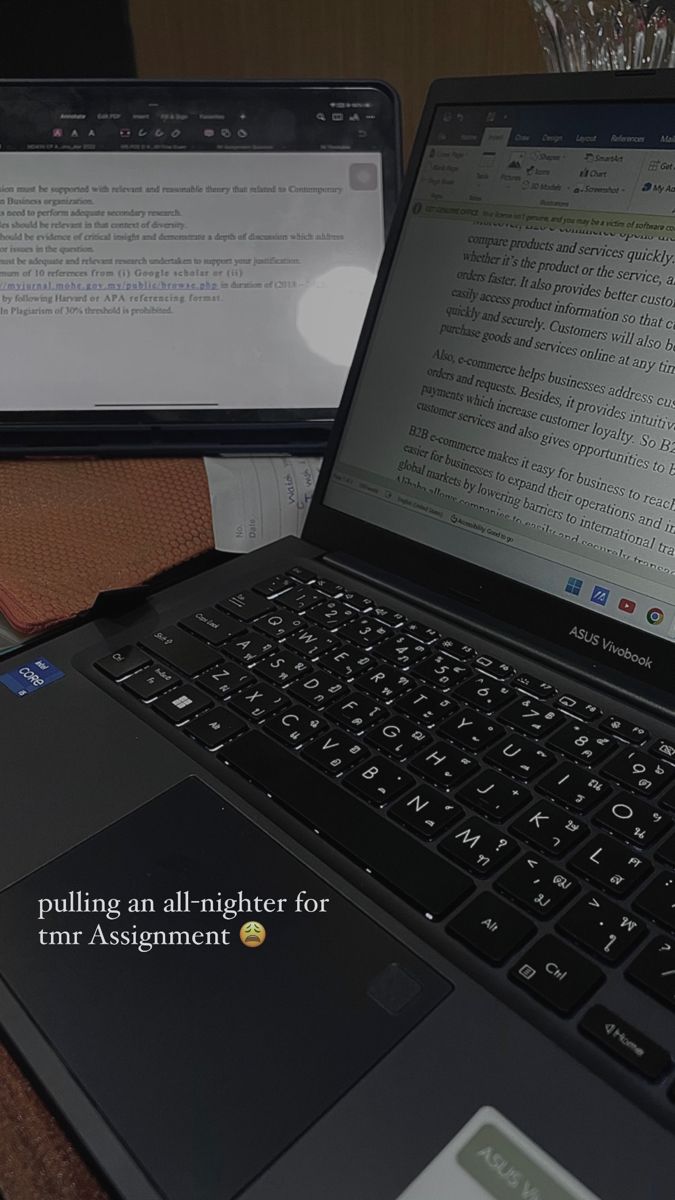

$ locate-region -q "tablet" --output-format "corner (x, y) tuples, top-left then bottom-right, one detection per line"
(0, 79), (401, 455)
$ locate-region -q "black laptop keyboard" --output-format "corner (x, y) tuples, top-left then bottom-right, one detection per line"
(94, 565), (675, 1091)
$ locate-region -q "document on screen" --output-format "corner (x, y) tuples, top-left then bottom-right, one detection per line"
(0, 152), (383, 411)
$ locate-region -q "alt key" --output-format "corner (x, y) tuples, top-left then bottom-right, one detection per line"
(510, 934), (605, 1015)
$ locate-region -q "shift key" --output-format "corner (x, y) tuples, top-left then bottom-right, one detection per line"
(140, 627), (221, 676)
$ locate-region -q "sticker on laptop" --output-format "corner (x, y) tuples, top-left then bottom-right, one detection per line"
(0, 658), (64, 697)
(395, 1106), (601, 1200)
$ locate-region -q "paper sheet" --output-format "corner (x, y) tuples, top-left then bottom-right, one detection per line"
(0, 611), (30, 656)
(204, 456), (323, 553)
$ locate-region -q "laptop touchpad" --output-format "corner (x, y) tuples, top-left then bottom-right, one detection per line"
(0, 778), (450, 1200)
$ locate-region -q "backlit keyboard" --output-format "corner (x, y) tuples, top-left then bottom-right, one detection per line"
(93, 563), (675, 1092)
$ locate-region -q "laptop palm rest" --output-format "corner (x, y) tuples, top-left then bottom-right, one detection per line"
(0, 777), (450, 1200)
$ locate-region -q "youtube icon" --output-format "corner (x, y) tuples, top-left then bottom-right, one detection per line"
(619, 598), (636, 614)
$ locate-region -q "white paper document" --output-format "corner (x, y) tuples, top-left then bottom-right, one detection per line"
(204, 456), (323, 553)
(0, 611), (30, 655)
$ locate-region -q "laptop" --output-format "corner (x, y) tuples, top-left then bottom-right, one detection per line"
(1, 70), (675, 1200)
(0, 78), (400, 456)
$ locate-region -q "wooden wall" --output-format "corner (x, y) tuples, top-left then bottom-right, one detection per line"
(129, 0), (544, 154)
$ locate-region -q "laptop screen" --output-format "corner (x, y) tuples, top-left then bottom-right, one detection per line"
(324, 99), (675, 649)
(0, 82), (395, 416)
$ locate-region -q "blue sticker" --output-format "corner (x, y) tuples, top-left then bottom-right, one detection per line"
(0, 658), (64, 697)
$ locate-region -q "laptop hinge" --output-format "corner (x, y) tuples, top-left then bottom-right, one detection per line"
(323, 550), (675, 723)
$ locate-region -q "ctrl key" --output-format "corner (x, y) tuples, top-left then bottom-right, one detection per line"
(510, 935), (605, 1015)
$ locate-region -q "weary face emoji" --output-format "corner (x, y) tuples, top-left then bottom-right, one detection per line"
(240, 921), (266, 948)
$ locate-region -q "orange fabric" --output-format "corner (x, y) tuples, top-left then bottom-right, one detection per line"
(0, 458), (215, 634)
(0, 1043), (109, 1200)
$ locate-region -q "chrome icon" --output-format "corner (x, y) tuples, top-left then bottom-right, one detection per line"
(647, 607), (664, 626)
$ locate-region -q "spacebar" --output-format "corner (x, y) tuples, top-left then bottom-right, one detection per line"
(221, 730), (473, 918)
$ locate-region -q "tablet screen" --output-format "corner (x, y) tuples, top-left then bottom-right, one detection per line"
(0, 82), (397, 423)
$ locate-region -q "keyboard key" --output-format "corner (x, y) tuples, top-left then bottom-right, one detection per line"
(558, 893), (646, 964)
(486, 736), (555, 782)
(454, 677), (514, 713)
(594, 792), (670, 848)
(152, 685), (211, 724)
(634, 872), (675, 932)
(604, 746), (675, 798)
(557, 696), (602, 722)
(511, 801), (586, 857)
(447, 893), (535, 965)
(499, 697), (563, 738)
(123, 663), (178, 700)
(412, 655), (472, 691)
(395, 687), (456, 727)
(370, 604), (405, 627)
(457, 770), (529, 821)
(253, 611), (305, 640)
(378, 634), (430, 669)
(438, 817), (518, 876)
(186, 707), (245, 749)
(95, 645), (150, 681)
(253, 575), (293, 598)
(286, 565), (317, 584)
(303, 730), (368, 775)
(200, 661), (253, 698)
(627, 936), (675, 1011)
(656, 830), (675, 869)
(569, 835), (651, 897)
(319, 645), (372, 679)
(229, 682), (288, 721)
(537, 762), (611, 814)
(313, 577), (344, 598)
(221, 729), (475, 917)
(652, 738), (675, 764)
(219, 590), (271, 620)
(288, 670), (347, 709)
(326, 693), (387, 732)
(342, 618), (390, 648)
(410, 742), (476, 790)
(514, 674), (556, 701)
(227, 631), (276, 665)
(473, 655), (513, 681)
(140, 627), (220, 677)
(276, 585), (321, 613)
(440, 709), (503, 753)
(264, 705), (326, 748)
(310, 600), (354, 629)
(579, 1005), (670, 1082)
(403, 621), (438, 644)
(358, 664), (412, 702)
(511, 935), (604, 1014)
(285, 625), (337, 658)
(256, 650), (309, 686)
(347, 757), (414, 805)
(497, 855), (579, 917)
(547, 723), (614, 768)
(389, 786), (462, 839)
(367, 717), (430, 760)
(599, 716), (649, 745)
(179, 608), (244, 645)
(341, 591), (374, 614)
(437, 638), (475, 661)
